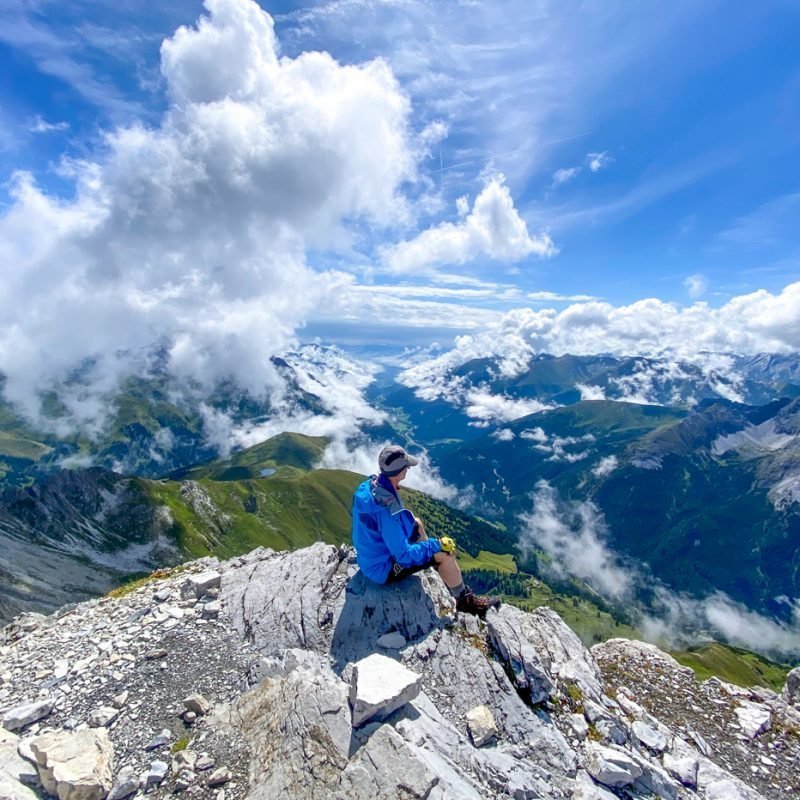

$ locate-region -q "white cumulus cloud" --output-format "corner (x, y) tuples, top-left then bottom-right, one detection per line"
(0, 0), (417, 430)
(383, 176), (556, 275)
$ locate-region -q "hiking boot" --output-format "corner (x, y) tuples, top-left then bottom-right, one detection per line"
(456, 588), (501, 618)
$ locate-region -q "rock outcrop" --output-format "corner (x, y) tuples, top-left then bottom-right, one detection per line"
(0, 543), (797, 799)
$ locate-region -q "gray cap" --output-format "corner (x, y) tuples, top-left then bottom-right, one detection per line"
(378, 445), (419, 476)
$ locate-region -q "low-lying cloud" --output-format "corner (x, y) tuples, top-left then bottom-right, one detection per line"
(399, 284), (800, 392)
(519, 481), (800, 660)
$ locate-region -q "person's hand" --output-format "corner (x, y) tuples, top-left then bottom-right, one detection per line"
(440, 536), (456, 554)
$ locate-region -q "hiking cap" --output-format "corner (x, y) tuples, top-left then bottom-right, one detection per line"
(379, 445), (419, 476)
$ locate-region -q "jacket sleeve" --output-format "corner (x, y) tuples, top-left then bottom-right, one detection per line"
(379, 508), (442, 567)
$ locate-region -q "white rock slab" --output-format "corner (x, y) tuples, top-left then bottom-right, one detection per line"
(663, 753), (698, 788)
(734, 701), (771, 739)
(88, 706), (119, 728)
(632, 720), (667, 752)
(571, 770), (623, 800)
(183, 694), (211, 715)
(584, 743), (643, 789)
(2, 699), (53, 732)
(0, 728), (38, 787)
(567, 713), (589, 740)
(30, 729), (114, 800)
(188, 571), (222, 598)
(349, 653), (421, 727)
(465, 705), (497, 747)
(0, 771), (39, 800)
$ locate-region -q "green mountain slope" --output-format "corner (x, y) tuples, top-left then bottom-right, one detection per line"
(671, 642), (790, 691)
(593, 399), (800, 615)
(169, 432), (329, 481)
(145, 467), (358, 558)
(438, 400), (686, 512)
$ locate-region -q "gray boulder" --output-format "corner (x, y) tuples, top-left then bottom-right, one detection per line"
(485, 605), (554, 703)
(29, 729), (114, 800)
(2, 699), (53, 731)
(584, 743), (643, 788)
(782, 666), (800, 705)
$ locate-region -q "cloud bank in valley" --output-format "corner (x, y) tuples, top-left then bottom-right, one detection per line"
(519, 481), (800, 660)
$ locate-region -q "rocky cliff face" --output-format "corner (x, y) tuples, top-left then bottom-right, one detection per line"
(1, 544), (798, 800)
(0, 469), (179, 623)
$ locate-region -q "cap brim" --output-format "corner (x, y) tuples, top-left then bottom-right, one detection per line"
(405, 454), (419, 467)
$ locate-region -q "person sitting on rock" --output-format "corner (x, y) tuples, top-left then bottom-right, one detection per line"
(351, 444), (501, 617)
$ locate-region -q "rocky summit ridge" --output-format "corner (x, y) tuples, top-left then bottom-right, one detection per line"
(0, 543), (799, 800)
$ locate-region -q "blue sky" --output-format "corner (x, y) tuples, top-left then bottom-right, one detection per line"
(1, 0), (799, 404)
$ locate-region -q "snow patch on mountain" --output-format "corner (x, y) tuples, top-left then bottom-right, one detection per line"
(712, 420), (797, 457)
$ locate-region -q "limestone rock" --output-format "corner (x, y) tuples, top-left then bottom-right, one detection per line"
(663, 753), (698, 788)
(465, 704), (497, 747)
(485, 605), (554, 703)
(106, 766), (138, 800)
(0, 728), (39, 787)
(522, 607), (605, 703)
(782, 666), (800, 705)
(145, 760), (168, 787)
(734, 701), (771, 739)
(202, 600), (221, 619)
(88, 706), (119, 728)
(145, 729), (172, 750)
(29, 729), (114, 800)
(0, 771), (39, 800)
(571, 770), (623, 799)
(632, 720), (667, 752)
(207, 767), (231, 786)
(187, 570), (222, 598)
(584, 743), (643, 788)
(349, 653), (422, 727)
(2, 699), (53, 731)
(196, 755), (215, 772)
(183, 693), (211, 715)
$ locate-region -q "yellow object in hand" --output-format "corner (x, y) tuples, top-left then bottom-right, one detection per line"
(440, 536), (456, 554)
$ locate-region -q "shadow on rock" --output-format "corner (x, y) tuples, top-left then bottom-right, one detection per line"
(330, 569), (450, 674)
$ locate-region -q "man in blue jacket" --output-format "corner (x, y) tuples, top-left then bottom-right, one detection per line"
(352, 444), (501, 617)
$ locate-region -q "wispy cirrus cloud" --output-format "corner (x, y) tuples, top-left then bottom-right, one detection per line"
(29, 116), (69, 134)
(716, 192), (800, 249)
(550, 150), (612, 189)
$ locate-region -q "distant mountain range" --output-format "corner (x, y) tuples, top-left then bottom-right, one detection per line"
(1, 348), (799, 661)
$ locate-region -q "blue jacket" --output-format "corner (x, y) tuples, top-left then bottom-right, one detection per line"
(351, 475), (442, 584)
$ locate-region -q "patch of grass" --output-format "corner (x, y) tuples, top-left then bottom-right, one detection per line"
(458, 550), (517, 573)
(671, 642), (791, 691)
(0, 431), (52, 461)
(106, 566), (184, 598)
(171, 736), (191, 753)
